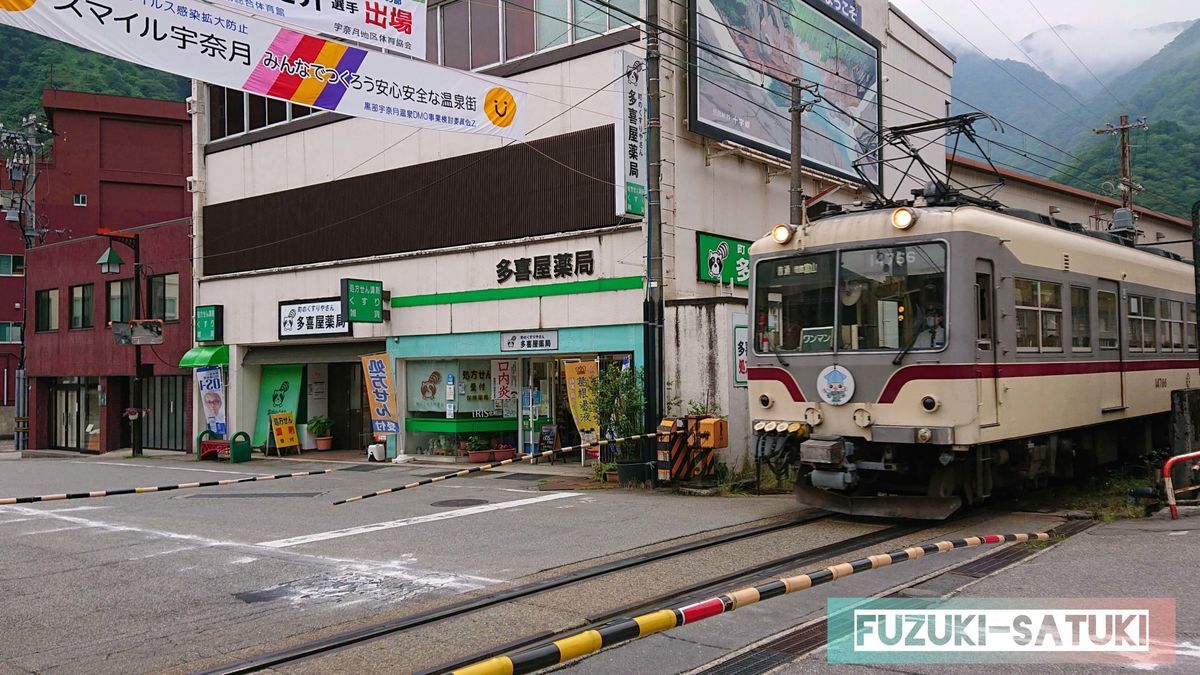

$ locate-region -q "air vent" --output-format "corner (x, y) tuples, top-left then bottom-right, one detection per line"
(1063, 253), (1070, 270)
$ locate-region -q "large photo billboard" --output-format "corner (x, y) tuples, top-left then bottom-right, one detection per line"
(689, 0), (881, 185)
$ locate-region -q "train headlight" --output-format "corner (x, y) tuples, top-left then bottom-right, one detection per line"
(891, 207), (919, 230)
(771, 223), (796, 244)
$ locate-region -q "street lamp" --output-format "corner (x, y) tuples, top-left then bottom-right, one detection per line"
(97, 230), (143, 457)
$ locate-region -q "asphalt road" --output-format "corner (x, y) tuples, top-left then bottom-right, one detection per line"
(0, 453), (795, 674)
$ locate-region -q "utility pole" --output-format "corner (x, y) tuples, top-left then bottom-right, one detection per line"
(643, 0), (663, 473)
(1, 113), (47, 451)
(790, 80), (819, 231)
(1094, 115), (1148, 209)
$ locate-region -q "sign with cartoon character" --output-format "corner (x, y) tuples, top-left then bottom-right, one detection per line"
(697, 232), (751, 286)
(816, 365), (855, 406)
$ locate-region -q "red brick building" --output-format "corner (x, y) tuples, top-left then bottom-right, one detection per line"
(16, 90), (192, 452)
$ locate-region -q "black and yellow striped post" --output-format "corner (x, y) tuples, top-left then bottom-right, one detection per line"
(332, 432), (666, 506)
(0, 469), (336, 506)
(451, 532), (1051, 675)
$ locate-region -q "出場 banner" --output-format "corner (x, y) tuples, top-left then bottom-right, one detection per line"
(0, 0), (523, 139)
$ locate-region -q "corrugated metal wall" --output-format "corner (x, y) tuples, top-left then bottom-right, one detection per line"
(203, 125), (621, 275)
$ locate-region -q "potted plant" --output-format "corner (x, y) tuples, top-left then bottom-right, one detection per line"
(492, 441), (516, 462)
(307, 415), (334, 450)
(580, 364), (650, 487)
(467, 435), (491, 463)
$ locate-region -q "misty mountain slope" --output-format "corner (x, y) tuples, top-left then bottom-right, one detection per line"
(0, 26), (189, 127)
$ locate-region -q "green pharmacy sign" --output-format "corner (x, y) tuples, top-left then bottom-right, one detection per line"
(697, 232), (751, 286)
(341, 278), (385, 324)
(195, 305), (223, 343)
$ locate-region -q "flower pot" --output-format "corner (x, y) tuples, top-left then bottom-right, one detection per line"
(616, 461), (651, 486)
(468, 450), (492, 463)
(315, 436), (334, 451)
(491, 449), (516, 462)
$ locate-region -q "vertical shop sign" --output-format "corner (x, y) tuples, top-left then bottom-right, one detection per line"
(733, 325), (749, 387)
(341, 278), (386, 323)
(360, 353), (400, 434)
(254, 364), (303, 446)
(615, 50), (646, 217)
(196, 366), (227, 436)
(195, 305), (224, 343)
(491, 360), (518, 401)
(697, 233), (752, 286)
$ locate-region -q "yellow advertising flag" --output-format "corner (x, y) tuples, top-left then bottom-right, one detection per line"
(562, 360), (599, 436)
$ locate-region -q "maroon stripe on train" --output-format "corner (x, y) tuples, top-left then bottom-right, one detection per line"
(878, 358), (1199, 404)
(747, 366), (806, 402)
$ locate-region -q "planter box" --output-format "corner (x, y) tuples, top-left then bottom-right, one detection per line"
(491, 449), (516, 462)
(616, 461), (652, 487)
(468, 450), (492, 463)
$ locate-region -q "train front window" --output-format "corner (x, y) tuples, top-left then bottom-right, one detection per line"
(838, 244), (947, 351)
(753, 243), (947, 355)
(754, 253), (836, 353)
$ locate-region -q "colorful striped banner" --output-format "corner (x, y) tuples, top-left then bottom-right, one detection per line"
(451, 532), (1052, 675)
(332, 433), (663, 506)
(0, 469), (336, 506)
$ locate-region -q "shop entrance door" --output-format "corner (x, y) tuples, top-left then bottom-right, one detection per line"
(329, 363), (369, 450)
(50, 377), (100, 451)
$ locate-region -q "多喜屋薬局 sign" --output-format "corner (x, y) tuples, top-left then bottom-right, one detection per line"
(497, 250), (593, 283)
(279, 298), (351, 339)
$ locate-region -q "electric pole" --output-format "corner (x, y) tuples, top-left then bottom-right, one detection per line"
(1094, 115), (1148, 209)
(643, 0), (663, 473)
(790, 80), (819, 231)
(1, 113), (48, 451)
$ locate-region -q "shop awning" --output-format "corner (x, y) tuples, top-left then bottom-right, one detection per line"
(179, 345), (229, 368)
(242, 341), (386, 365)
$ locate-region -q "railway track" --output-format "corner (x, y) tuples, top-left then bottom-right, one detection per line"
(197, 511), (918, 675)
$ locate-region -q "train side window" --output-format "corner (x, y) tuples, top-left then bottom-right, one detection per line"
(1129, 296), (1157, 353)
(1071, 286), (1091, 352)
(1189, 304), (1197, 352)
(976, 273), (992, 342)
(1160, 299), (1184, 352)
(1098, 290), (1119, 350)
(1015, 278), (1062, 352)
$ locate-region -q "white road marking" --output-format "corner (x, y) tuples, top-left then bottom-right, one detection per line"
(37, 505), (110, 513)
(0, 518), (33, 525)
(257, 492), (584, 549)
(71, 461), (257, 476)
(4, 505), (499, 590)
(1168, 530), (1188, 536)
(19, 525), (93, 536)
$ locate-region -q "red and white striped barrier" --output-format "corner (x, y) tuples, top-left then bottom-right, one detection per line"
(1163, 450), (1200, 519)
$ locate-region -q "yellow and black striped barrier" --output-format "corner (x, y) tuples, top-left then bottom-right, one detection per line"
(0, 469), (336, 506)
(452, 531), (1051, 675)
(332, 432), (662, 506)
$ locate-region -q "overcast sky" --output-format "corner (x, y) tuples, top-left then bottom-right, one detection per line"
(890, 0), (1200, 62)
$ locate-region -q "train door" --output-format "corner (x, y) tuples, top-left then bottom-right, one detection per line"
(1097, 280), (1125, 410)
(974, 260), (999, 426)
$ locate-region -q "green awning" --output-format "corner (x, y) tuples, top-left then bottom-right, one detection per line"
(179, 345), (229, 368)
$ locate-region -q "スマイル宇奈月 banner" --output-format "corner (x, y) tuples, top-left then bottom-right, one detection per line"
(0, 0), (523, 138)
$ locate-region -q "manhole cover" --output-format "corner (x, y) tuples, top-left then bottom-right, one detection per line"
(430, 499), (489, 508)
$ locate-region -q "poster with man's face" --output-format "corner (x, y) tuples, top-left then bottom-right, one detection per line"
(196, 367), (227, 437)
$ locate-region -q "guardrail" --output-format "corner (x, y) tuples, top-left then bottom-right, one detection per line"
(1163, 450), (1200, 520)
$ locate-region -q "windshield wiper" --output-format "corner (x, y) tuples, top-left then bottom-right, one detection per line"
(772, 348), (789, 367)
(892, 328), (929, 366)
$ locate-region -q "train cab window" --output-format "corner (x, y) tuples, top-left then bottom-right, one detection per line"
(1098, 291), (1119, 350)
(1129, 296), (1157, 352)
(1159, 299), (1184, 352)
(754, 253), (836, 353)
(1015, 279), (1063, 352)
(1189, 304), (1197, 352)
(836, 243), (947, 351)
(1071, 286), (1091, 351)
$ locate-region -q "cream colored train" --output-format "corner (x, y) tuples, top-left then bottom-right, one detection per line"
(747, 203), (1196, 518)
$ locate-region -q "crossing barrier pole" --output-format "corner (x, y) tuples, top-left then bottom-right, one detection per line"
(0, 469), (336, 505)
(452, 532), (1051, 675)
